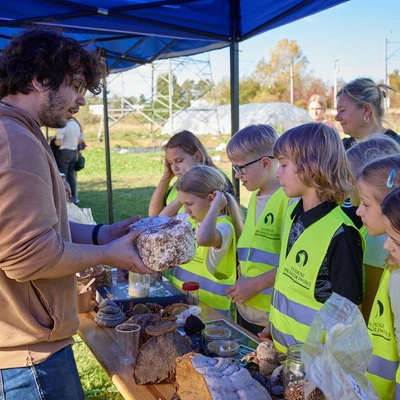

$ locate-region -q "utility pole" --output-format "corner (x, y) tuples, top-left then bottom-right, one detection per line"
(290, 61), (294, 105)
(384, 37), (390, 109)
(333, 60), (340, 108)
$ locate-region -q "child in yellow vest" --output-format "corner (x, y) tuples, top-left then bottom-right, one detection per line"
(148, 130), (233, 217)
(355, 155), (400, 400)
(262, 122), (364, 352)
(224, 124), (290, 335)
(162, 165), (243, 317)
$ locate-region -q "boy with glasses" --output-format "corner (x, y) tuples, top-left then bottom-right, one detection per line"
(225, 124), (290, 335)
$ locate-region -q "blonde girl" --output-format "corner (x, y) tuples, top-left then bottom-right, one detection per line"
(307, 94), (335, 128)
(260, 122), (363, 352)
(356, 155), (400, 399)
(148, 130), (233, 217)
(166, 165), (243, 317)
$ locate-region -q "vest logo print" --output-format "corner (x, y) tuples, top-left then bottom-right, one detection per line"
(282, 249), (311, 289)
(375, 300), (384, 318)
(255, 213), (280, 240)
(264, 212), (274, 225)
(369, 299), (391, 341)
(295, 250), (308, 268)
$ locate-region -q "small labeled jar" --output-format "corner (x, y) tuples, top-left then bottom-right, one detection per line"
(182, 281), (199, 305)
(283, 344), (325, 400)
(128, 272), (150, 298)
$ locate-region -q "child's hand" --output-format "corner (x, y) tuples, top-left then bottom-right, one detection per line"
(258, 325), (273, 343)
(161, 158), (174, 181)
(211, 190), (227, 211)
(225, 276), (258, 304)
(237, 263), (242, 279)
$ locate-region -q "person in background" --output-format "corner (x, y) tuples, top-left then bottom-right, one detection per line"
(307, 94), (335, 128)
(259, 123), (363, 352)
(224, 124), (290, 335)
(55, 116), (84, 203)
(163, 165), (242, 317)
(0, 29), (152, 400)
(345, 136), (400, 320)
(148, 130), (234, 218)
(355, 155), (400, 399)
(336, 77), (399, 150)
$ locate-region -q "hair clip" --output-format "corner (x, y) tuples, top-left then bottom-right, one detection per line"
(387, 169), (396, 188)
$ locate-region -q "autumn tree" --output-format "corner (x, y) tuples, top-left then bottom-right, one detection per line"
(389, 70), (400, 108)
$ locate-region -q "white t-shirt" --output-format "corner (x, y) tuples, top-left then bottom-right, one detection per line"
(364, 234), (389, 268)
(56, 119), (84, 150)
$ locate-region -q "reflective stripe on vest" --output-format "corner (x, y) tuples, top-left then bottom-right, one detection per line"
(368, 354), (398, 381)
(170, 267), (230, 297)
(237, 188), (289, 312)
(272, 289), (317, 327)
(270, 203), (360, 353)
(238, 247), (280, 267)
(366, 267), (400, 399)
(168, 216), (236, 312)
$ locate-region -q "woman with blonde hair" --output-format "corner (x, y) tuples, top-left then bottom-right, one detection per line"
(308, 94), (335, 128)
(336, 77), (399, 150)
(163, 165), (242, 317)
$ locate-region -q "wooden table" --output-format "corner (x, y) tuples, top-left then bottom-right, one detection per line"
(77, 304), (260, 400)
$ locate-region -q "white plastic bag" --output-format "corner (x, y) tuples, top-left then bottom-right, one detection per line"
(67, 202), (95, 225)
(302, 293), (379, 400)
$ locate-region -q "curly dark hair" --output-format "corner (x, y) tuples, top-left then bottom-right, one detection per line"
(0, 29), (107, 98)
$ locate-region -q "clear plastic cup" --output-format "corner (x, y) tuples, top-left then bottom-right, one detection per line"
(115, 323), (141, 365)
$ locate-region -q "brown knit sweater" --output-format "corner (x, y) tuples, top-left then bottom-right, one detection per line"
(0, 104), (78, 368)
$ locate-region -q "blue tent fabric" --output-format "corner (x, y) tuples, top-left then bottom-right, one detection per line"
(0, 0), (348, 72)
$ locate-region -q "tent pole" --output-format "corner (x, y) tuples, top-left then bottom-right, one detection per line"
(230, 41), (240, 200)
(103, 78), (114, 224)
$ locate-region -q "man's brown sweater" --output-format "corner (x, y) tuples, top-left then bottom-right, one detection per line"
(0, 104), (78, 368)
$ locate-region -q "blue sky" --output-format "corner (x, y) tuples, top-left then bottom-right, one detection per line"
(108, 0), (400, 99)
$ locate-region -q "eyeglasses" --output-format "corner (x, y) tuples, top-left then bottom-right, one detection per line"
(72, 77), (87, 96)
(232, 156), (274, 175)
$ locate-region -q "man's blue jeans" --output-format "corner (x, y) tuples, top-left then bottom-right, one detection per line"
(0, 345), (84, 400)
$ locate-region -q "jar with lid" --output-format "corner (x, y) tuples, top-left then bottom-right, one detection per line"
(128, 272), (150, 298)
(182, 281), (199, 305)
(283, 344), (325, 400)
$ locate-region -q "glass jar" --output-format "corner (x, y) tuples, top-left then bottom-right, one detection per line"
(283, 344), (325, 400)
(182, 281), (199, 305)
(128, 272), (150, 298)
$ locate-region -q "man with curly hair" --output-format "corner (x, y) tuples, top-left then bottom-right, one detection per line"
(0, 29), (152, 399)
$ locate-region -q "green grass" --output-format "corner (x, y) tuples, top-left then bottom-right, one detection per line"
(73, 336), (123, 400)
(77, 148), (251, 224)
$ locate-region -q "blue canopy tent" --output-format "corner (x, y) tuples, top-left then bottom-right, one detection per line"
(0, 0), (348, 222)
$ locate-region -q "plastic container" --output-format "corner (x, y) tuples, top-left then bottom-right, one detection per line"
(283, 344), (325, 400)
(76, 285), (91, 313)
(202, 326), (231, 342)
(182, 281), (199, 305)
(128, 272), (150, 298)
(207, 340), (239, 357)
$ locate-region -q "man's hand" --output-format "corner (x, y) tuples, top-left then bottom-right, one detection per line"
(258, 324), (273, 343)
(98, 215), (141, 245)
(104, 228), (154, 274)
